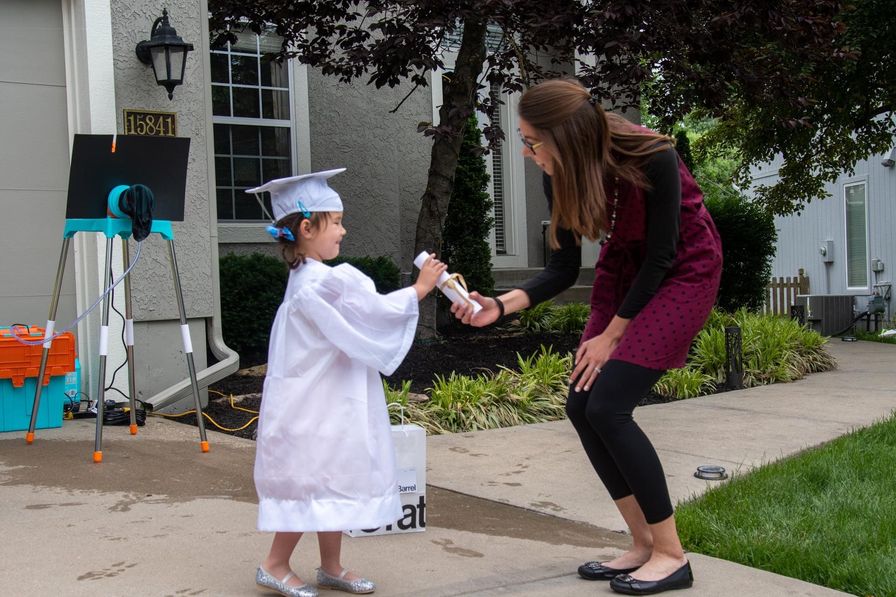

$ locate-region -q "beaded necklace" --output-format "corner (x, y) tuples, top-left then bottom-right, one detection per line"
(599, 176), (619, 245)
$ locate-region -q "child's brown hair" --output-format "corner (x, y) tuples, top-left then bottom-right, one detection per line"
(273, 212), (330, 269)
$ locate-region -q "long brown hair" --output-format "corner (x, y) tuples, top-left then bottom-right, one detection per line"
(518, 78), (673, 248)
(274, 212), (329, 269)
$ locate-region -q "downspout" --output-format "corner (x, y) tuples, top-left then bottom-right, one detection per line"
(145, 0), (239, 411)
(146, 241), (239, 412)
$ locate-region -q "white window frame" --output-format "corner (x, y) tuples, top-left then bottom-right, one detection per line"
(430, 64), (528, 268)
(574, 51), (604, 267)
(843, 180), (870, 291)
(213, 31), (311, 243)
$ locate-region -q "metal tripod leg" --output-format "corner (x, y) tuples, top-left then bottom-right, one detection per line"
(122, 240), (139, 435)
(26, 237), (71, 444)
(92, 237), (115, 463)
(167, 240), (209, 452)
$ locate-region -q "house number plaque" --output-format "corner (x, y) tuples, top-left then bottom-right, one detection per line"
(123, 109), (177, 137)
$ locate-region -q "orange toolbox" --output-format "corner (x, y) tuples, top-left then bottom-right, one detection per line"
(0, 326), (76, 432)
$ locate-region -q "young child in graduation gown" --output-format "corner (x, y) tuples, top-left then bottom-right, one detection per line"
(247, 168), (447, 597)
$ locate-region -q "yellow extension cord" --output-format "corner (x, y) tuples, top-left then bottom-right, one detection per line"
(150, 388), (259, 432)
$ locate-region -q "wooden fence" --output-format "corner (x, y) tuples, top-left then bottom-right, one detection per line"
(763, 269), (810, 315)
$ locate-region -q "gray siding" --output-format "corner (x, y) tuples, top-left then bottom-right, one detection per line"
(0, 0), (76, 329)
(753, 149), (895, 318)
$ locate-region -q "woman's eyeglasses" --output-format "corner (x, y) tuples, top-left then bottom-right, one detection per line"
(517, 128), (543, 154)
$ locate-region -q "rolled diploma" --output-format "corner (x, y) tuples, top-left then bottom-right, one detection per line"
(414, 251), (483, 314)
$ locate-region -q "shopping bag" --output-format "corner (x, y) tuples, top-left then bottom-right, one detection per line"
(345, 421), (426, 536)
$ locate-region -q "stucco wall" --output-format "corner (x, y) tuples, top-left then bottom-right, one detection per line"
(109, 0), (212, 397)
(111, 0), (213, 321)
(306, 74), (432, 274)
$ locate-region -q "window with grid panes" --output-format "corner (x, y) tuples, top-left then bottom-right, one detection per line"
(211, 30), (292, 220)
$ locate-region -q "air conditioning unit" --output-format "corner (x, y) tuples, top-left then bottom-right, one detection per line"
(794, 295), (855, 336)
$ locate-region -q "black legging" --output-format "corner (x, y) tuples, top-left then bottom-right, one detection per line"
(565, 359), (671, 524)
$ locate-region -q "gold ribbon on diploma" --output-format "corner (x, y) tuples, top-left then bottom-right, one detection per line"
(439, 273), (475, 308)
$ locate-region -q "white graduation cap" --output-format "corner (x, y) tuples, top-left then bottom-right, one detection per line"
(246, 168), (346, 221)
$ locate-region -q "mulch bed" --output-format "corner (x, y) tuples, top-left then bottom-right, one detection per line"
(175, 326), (670, 441)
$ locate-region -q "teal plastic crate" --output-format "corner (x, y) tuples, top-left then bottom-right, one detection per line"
(62, 358), (81, 413)
(0, 374), (65, 433)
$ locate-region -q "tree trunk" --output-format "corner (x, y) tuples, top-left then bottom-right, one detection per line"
(414, 18), (488, 338)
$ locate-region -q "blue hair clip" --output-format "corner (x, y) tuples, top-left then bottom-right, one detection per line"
(266, 225), (295, 242)
(296, 200), (311, 219)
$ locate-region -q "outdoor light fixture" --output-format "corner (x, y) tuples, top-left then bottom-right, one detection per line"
(882, 146), (896, 168)
(135, 9), (194, 100)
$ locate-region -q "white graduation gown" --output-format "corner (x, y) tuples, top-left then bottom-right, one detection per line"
(254, 259), (418, 532)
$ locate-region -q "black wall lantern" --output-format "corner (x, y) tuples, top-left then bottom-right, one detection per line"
(135, 9), (194, 100)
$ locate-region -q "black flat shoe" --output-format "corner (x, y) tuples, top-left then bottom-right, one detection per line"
(609, 561), (693, 595)
(578, 561), (640, 581)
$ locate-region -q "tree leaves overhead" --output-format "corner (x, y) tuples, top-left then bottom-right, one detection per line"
(623, 1), (889, 217)
(208, 0), (893, 216)
(208, 1), (582, 143)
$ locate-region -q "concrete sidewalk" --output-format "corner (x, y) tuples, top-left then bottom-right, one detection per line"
(1, 340), (892, 596)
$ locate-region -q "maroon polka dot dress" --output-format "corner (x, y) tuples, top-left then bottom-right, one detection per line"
(581, 158), (723, 370)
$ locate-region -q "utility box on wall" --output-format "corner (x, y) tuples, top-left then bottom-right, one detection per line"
(795, 295), (854, 336)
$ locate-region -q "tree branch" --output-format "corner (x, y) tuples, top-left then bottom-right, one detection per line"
(390, 82), (423, 113)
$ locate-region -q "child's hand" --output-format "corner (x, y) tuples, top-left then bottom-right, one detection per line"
(413, 253), (447, 300)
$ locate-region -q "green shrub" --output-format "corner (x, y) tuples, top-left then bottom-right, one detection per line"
(327, 255), (401, 293)
(658, 308), (837, 398)
(510, 346), (570, 397)
(703, 193), (777, 313)
(549, 302), (591, 333)
(219, 252), (288, 356)
(385, 309), (837, 423)
(442, 116), (495, 297)
(854, 329), (896, 345)
(517, 301), (556, 333)
(385, 347), (571, 434)
(518, 301), (590, 334)
(654, 366), (715, 399)
(674, 129), (695, 172)
(220, 252), (401, 359)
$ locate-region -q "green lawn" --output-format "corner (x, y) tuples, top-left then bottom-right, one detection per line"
(676, 413), (896, 597)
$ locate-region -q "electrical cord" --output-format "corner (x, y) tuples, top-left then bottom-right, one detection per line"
(6, 241), (143, 346)
(150, 389), (259, 432)
(832, 310), (870, 338)
(70, 395), (148, 426)
(72, 387), (256, 433)
(102, 400), (147, 426)
(104, 271), (130, 401)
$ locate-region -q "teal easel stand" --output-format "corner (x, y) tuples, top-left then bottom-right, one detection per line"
(34, 215), (208, 458)
(29, 134), (208, 459)
(63, 218), (174, 240)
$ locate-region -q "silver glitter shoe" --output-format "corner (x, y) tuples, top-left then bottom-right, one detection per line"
(316, 567), (375, 594)
(256, 566), (319, 597)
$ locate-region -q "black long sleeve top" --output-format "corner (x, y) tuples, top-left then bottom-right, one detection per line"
(518, 147), (681, 319)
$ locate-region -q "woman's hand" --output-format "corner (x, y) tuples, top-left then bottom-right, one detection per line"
(450, 292), (500, 327)
(570, 333), (619, 392)
(570, 315), (630, 392)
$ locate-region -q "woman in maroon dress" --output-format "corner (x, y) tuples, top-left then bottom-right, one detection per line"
(452, 78), (722, 595)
